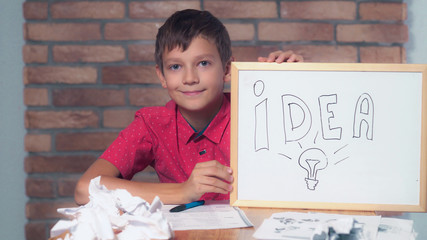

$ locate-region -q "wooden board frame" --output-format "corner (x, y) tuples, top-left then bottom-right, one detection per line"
(230, 62), (427, 212)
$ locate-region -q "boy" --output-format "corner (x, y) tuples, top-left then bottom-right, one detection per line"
(74, 9), (302, 205)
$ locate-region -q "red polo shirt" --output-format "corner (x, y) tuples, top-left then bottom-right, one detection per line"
(100, 93), (231, 200)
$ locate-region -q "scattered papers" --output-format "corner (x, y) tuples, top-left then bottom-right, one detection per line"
(50, 177), (173, 240)
(253, 212), (417, 240)
(312, 217), (355, 239)
(161, 200), (253, 231)
(253, 212), (381, 240)
(377, 218), (417, 240)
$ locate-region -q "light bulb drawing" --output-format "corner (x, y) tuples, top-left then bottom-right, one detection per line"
(298, 148), (328, 190)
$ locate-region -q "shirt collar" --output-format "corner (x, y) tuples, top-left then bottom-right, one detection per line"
(177, 93), (230, 144)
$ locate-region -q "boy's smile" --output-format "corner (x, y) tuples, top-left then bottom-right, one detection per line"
(156, 36), (231, 131)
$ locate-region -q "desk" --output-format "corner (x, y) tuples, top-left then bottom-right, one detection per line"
(173, 207), (375, 240)
(50, 207), (375, 240)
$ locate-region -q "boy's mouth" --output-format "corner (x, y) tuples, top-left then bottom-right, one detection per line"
(181, 90), (204, 96)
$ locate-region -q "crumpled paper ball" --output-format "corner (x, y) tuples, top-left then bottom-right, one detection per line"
(50, 176), (173, 240)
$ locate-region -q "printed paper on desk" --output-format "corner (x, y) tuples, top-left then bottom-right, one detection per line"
(162, 201), (253, 231)
(377, 218), (417, 240)
(253, 212), (381, 240)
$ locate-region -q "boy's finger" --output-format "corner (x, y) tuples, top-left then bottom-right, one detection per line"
(291, 54), (303, 62)
(285, 54), (297, 62)
(194, 160), (233, 182)
(200, 184), (231, 195)
(274, 50), (297, 63)
(198, 176), (233, 193)
(197, 160), (232, 173)
(267, 51), (283, 62)
(257, 56), (267, 62)
(203, 166), (234, 183)
(275, 53), (291, 63)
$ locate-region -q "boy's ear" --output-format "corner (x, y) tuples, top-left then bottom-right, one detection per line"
(156, 65), (167, 88)
(223, 57), (234, 83)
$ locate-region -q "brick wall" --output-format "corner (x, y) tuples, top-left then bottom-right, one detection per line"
(22, 1), (407, 239)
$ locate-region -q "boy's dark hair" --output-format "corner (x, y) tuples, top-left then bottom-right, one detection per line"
(155, 9), (232, 73)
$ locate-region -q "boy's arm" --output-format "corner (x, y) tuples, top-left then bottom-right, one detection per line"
(258, 50), (303, 63)
(75, 158), (120, 205)
(74, 159), (233, 205)
(74, 159), (185, 205)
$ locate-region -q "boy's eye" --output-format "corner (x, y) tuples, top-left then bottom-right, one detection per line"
(199, 61), (210, 67)
(169, 64), (181, 70)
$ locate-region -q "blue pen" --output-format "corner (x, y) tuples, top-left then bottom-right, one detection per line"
(169, 200), (205, 212)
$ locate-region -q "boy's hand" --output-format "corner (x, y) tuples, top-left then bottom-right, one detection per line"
(258, 50), (303, 63)
(182, 160), (233, 202)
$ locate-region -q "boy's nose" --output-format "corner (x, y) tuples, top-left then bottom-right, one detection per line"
(182, 68), (199, 85)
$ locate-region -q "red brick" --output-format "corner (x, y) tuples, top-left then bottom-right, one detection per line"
(231, 46), (280, 62)
(129, 1), (200, 19)
(359, 3), (407, 21)
(24, 66), (97, 85)
(225, 24), (255, 41)
(205, 1), (277, 18)
(55, 132), (119, 151)
(25, 110), (98, 129)
(25, 134), (51, 152)
(104, 23), (159, 41)
(128, 45), (156, 62)
(102, 66), (159, 84)
(25, 155), (96, 173)
(281, 1), (356, 20)
(26, 178), (55, 198)
(360, 46), (405, 63)
(26, 201), (76, 220)
(24, 88), (49, 106)
(284, 45), (358, 63)
(337, 24), (408, 43)
(25, 222), (47, 240)
(23, 2), (48, 20)
(103, 109), (137, 128)
(52, 88), (126, 107)
(23, 45), (48, 63)
(58, 178), (78, 197)
(51, 1), (125, 19)
(24, 23), (101, 41)
(53, 45), (125, 63)
(259, 22), (334, 42)
(129, 88), (170, 106)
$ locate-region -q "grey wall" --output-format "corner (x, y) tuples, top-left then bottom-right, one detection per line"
(0, 0), (425, 239)
(402, 0), (427, 239)
(0, 0), (27, 239)
(406, 0), (427, 64)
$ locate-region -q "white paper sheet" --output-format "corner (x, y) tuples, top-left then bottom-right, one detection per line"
(377, 218), (417, 240)
(253, 212), (381, 240)
(161, 201), (253, 231)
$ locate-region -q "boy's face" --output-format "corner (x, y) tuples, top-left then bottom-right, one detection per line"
(156, 36), (231, 119)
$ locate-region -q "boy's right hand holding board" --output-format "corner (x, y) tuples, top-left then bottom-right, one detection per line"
(258, 50), (304, 63)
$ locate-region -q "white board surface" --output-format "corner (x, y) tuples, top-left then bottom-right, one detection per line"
(230, 62), (427, 211)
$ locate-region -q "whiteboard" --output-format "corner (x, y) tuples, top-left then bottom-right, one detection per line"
(230, 62), (427, 212)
